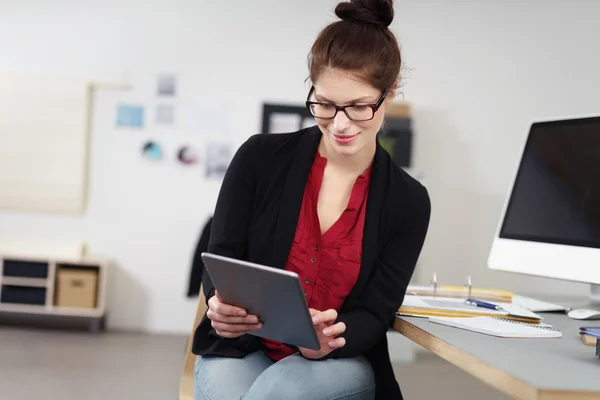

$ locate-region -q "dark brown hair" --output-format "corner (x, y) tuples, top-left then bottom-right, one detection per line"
(308, 0), (401, 94)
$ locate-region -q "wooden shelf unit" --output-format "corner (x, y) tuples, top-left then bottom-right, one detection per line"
(0, 254), (109, 332)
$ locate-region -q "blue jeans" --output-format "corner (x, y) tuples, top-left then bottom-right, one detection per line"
(194, 351), (376, 400)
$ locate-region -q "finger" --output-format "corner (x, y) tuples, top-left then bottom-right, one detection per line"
(312, 309), (338, 325)
(323, 322), (346, 337)
(212, 300), (248, 317)
(207, 310), (259, 324)
(309, 308), (320, 316)
(327, 337), (346, 349)
(207, 294), (219, 310)
(211, 320), (263, 333)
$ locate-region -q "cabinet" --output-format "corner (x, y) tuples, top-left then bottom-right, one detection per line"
(0, 255), (108, 332)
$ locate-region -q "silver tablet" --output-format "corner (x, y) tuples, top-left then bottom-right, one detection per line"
(201, 252), (320, 351)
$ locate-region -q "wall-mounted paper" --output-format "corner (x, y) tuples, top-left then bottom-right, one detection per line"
(205, 142), (232, 179)
(181, 100), (230, 135)
(157, 74), (177, 97)
(156, 104), (175, 126)
(269, 113), (301, 134)
(117, 104), (144, 128)
(141, 141), (162, 160)
(177, 145), (199, 166)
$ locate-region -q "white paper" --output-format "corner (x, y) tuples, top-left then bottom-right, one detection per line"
(155, 104), (175, 125)
(269, 113), (301, 134)
(401, 295), (432, 308)
(511, 295), (567, 312)
(181, 100), (230, 135)
(429, 317), (562, 338)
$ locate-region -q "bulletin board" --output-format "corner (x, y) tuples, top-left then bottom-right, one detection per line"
(0, 74), (92, 215)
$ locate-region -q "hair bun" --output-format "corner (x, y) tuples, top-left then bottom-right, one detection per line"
(335, 0), (394, 29)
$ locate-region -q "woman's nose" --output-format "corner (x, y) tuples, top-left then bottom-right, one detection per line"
(332, 110), (351, 132)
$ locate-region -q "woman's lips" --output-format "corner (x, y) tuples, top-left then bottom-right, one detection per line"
(332, 132), (358, 144)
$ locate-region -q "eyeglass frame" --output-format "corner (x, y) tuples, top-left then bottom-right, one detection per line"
(305, 86), (389, 122)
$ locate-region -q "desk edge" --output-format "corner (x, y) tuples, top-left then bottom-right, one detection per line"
(395, 318), (600, 400)
(394, 317), (539, 400)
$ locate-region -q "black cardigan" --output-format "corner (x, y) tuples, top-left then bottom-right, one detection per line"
(192, 126), (431, 399)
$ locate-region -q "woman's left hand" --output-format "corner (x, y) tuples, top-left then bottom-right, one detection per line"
(298, 308), (346, 360)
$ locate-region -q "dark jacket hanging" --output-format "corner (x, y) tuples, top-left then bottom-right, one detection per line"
(187, 217), (212, 297)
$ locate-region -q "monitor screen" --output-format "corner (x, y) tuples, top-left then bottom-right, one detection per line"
(500, 116), (600, 249)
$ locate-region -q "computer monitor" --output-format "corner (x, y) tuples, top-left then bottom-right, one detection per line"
(488, 115), (600, 306)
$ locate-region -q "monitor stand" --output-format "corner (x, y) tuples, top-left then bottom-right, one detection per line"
(589, 284), (600, 309)
(559, 284), (600, 311)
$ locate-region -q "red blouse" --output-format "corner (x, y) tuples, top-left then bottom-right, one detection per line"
(263, 152), (371, 361)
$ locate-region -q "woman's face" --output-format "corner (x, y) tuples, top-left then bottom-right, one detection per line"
(311, 68), (389, 158)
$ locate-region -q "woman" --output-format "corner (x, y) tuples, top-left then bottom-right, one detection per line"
(193, 0), (431, 399)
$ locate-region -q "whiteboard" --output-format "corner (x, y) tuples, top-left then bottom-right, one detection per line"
(0, 74), (90, 215)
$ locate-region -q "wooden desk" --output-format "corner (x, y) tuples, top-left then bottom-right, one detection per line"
(394, 314), (600, 400)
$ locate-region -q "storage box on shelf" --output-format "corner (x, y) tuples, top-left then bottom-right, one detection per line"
(0, 254), (109, 332)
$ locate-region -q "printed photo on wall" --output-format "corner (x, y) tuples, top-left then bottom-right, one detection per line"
(116, 104), (145, 128)
(269, 113), (301, 134)
(261, 103), (314, 134)
(205, 142), (232, 179)
(141, 141), (163, 161)
(155, 104), (175, 126)
(177, 145), (199, 166)
(157, 74), (177, 97)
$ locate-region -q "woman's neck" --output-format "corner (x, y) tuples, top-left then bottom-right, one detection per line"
(318, 138), (376, 176)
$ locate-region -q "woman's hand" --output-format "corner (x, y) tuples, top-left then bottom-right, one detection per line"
(298, 308), (346, 359)
(207, 291), (262, 338)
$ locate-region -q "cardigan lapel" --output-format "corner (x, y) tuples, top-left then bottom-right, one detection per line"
(343, 141), (389, 308)
(271, 127), (322, 270)
(270, 128), (390, 308)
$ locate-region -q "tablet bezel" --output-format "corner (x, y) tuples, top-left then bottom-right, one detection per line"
(201, 252), (321, 351)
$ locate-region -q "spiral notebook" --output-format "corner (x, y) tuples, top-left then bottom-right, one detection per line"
(429, 316), (562, 338)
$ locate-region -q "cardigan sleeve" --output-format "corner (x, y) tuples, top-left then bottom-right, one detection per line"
(201, 134), (261, 305)
(329, 183), (431, 359)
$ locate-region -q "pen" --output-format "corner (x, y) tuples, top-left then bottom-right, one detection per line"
(465, 298), (503, 311)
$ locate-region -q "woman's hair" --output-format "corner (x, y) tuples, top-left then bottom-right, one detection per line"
(308, 0), (401, 94)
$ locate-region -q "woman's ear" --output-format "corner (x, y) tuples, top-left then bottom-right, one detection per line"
(389, 79), (400, 100)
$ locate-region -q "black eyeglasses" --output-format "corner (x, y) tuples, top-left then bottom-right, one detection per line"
(305, 86), (388, 122)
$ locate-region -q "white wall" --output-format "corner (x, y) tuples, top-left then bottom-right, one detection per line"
(0, 0), (598, 334)
(397, 0), (600, 296)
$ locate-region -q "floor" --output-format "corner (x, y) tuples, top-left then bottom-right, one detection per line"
(0, 326), (509, 400)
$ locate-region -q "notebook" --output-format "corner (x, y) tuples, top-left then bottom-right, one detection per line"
(398, 295), (542, 322)
(580, 327), (600, 345)
(581, 334), (598, 346)
(428, 316), (562, 338)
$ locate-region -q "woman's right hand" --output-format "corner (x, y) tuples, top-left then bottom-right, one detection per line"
(207, 290), (262, 338)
